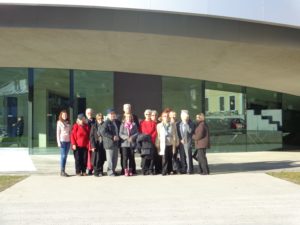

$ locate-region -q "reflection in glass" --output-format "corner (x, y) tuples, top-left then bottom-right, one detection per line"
(282, 94), (300, 149)
(246, 88), (282, 151)
(33, 69), (69, 153)
(162, 77), (203, 118)
(74, 70), (113, 119)
(0, 68), (28, 148)
(205, 82), (246, 152)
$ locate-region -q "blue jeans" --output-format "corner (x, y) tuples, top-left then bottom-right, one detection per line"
(60, 142), (70, 170)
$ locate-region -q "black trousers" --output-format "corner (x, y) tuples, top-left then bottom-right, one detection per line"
(120, 148), (136, 174)
(121, 147), (135, 170)
(141, 156), (154, 174)
(153, 146), (162, 174)
(196, 148), (210, 175)
(162, 145), (173, 175)
(92, 142), (106, 175)
(73, 147), (88, 174)
(172, 147), (182, 173)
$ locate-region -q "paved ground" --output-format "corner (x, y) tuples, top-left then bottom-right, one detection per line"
(1, 151), (300, 225)
(31, 150), (300, 175)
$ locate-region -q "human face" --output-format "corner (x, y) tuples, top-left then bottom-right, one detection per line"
(144, 112), (151, 120)
(125, 114), (132, 123)
(78, 117), (86, 125)
(151, 113), (157, 121)
(161, 113), (169, 123)
(123, 105), (131, 114)
(62, 112), (68, 121)
(169, 111), (176, 120)
(96, 116), (103, 124)
(108, 112), (116, 121)
(181, 113), (189, 122)
(86, 109), (93, 119)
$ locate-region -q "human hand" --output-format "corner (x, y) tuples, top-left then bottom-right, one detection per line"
(113, 136), (119, 141)
(72, 145), (76, 150)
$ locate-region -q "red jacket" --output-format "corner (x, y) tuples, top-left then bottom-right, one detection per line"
(140, 120), (157, 144)
(71, 123), (90, 149)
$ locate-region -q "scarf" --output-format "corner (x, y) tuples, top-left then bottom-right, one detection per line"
(124, 121), (133, 135)
(159, 122), (172, 155)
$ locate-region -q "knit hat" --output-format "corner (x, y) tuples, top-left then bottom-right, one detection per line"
(77, 113), (85, 120)
(106, 108), (115, 114)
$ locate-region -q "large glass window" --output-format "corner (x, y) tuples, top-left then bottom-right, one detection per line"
(205, 82), (246, 152)
(246, 88), (282, 151)
(282, 94), (300, 150)
(162, 77), (203, 119)
(33, 69), (69, 154)
(73, 70), (113, 118)
(0, 68), (28, 148)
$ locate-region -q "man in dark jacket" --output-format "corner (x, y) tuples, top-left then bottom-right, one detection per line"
(192, 113), (210, 175)
(100, 109), (120, 176)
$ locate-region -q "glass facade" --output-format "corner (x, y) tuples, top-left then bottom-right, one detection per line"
(205, 81), (246, 152)
(0, 67), (300, 153)
(162, 77), (203, 119)
(282, 94), (300, 149)
(246, 88), (283, 151)
(33, 69), (70, 154)
(0, 68), (28, 148)
(73, 70), (114, 119)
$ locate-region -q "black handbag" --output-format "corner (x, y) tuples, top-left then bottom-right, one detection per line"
(141, 148), (151, 156)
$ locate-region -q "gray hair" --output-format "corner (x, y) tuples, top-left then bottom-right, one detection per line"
(151, 110), (158, 115)
(181, 110), (189, 117)
(123, 103), (131, 109)
(144, 109), (152, 115)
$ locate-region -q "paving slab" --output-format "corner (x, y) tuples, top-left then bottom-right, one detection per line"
(1, 172), (300, 225)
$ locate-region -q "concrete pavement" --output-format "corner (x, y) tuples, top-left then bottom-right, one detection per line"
(1, 151), (300, 225)
(30, 150), (300, 175)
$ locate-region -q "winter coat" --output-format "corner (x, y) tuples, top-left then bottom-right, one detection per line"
(71, 123), (90, 148)
(193, 121), (210, 149)
(119, 122), (139, 148)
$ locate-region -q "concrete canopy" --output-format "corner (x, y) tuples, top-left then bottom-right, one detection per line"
(0, 5), (300, 96)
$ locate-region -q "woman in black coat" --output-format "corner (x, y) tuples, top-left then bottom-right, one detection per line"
(90, 113), (106, 177)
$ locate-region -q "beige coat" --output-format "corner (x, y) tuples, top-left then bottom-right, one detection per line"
(156, 122), (179, 154)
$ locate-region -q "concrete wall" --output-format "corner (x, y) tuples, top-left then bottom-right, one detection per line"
(0, 6), (300, 96)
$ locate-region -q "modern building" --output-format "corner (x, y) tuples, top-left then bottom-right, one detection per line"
(1, 1), (300, 155)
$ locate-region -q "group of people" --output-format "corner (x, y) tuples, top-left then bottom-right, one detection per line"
(56, 104), (210, 177)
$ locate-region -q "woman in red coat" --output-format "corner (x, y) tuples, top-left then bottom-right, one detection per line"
(71, 113), (90, 176)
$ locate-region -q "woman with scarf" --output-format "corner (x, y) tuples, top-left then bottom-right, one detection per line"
(89, 113), (106, 177)
(119, 113), (139, 176)
(156, 110), (179, 176)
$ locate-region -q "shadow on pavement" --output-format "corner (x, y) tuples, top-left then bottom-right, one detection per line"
(206, 160), (300, 174)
